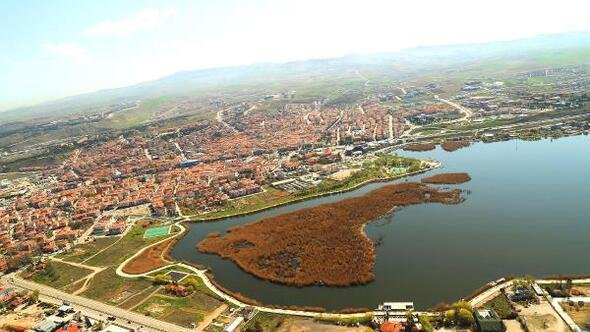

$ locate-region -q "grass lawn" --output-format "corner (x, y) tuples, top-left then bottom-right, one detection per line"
(57, 237), (119, 263)
(135, 290), (224, 328)
(28, 261), (92, 290)
(80, 267), (154, 305)
(483, 293), (515, 319)
(84, 220), (176, 267)
(191, 186), (293, 220)
(147, 265), (195, 278)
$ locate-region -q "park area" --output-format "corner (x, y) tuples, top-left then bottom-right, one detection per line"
(23, 217), (233, 331)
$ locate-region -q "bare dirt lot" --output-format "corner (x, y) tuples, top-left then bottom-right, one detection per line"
(0, 304), (46, 331)
(503, 319), (526, 332)
(561, 302), (590, 330)
(518, 302), (568, 332)
(277, 319), (367, 332)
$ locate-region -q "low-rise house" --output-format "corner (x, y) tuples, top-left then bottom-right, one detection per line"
(474, 309), (506, 332)
(107, 221), (126, 235)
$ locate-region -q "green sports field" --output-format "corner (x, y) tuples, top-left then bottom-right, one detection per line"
(143, 225), (171, 238)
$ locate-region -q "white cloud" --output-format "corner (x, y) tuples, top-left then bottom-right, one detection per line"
(84, 8), (176, 37)
(44, 42), (85, 57)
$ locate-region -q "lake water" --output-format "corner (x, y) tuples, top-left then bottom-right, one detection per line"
(171, 135), (590, 310)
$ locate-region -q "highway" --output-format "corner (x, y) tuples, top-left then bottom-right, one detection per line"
(2, 275), (194, 332)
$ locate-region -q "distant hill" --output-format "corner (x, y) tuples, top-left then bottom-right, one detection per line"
(2, 30), (589, 123)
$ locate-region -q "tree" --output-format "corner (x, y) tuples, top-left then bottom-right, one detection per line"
(30, 289), (40, 303)
(456, 308), (474, 327)
(444, 310), (455, 325)
(418, 315), (434, 332)
(451, 300), (472, 312)
(153, 274), (172, 285)
(181, 276), (202, 291)
(405, 310), (415, 328)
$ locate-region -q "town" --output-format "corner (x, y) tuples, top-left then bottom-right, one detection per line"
(1, 62), (590, 331)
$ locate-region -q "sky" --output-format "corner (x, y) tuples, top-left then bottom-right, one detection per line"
(1, 0), (590, 111)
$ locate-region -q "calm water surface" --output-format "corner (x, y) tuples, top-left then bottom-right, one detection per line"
(171, 135), (590, 310)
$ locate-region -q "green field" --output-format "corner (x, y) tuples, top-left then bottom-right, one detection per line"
(57, 237), (118, 263)
(144, 225), (171, 238)
(80, 267), (154, 305)
(84, 221), (175, 267)
(27, 261), (92, 290)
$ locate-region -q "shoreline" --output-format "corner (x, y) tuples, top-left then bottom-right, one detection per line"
(114, 161), (447, 315)
(185, 161), (440, 223)
(113, 136), (590, 315)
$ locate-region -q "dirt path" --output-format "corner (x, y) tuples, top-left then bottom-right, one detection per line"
(126, 286), (162, 310)
(72, 268), (106, 295)
(197, 304), (228, 332)
(50, 257), (106, 295)
(51, 257), (102, 273)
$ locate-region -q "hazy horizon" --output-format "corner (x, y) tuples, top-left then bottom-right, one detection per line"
(2, 0), (590, 111)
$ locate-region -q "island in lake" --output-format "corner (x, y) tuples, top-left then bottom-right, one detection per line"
(197, 182), (464, 287)
(421, 172), (471, 184)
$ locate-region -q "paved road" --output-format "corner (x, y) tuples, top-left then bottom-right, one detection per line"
(216, 108), (238, 132)
(469, 280), (513, 307)
(435, 95), (473, 121)
(3, 275), (194, 332)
